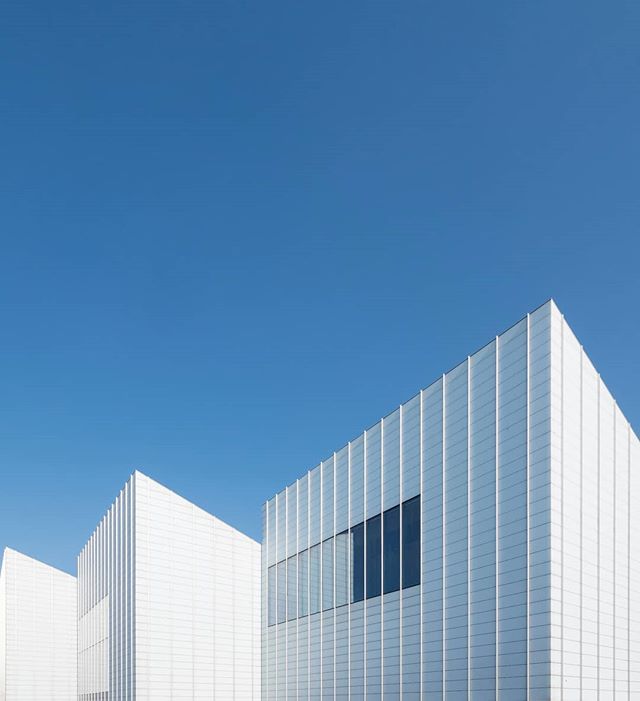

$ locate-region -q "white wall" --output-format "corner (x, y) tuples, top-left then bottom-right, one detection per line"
(549, 304), (640, 699)
(0, 548), (77, 701)
(0, 555), (5, 701)
(134, 472), (261, 700)
(78, 471), (261, 700)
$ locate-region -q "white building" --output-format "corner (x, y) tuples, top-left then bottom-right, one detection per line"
(263, 300), (640, 700)
(0, 547), (77, 701)
(78, 470), (261, 700)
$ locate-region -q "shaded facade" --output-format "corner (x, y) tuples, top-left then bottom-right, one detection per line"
(0, 548), (77, 701)
(262, 300), (640, 700)
(78, 471), (261, 700)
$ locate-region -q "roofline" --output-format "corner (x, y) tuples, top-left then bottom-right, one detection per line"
(1, 546), (76, 579)
(263, 298), (559, 505)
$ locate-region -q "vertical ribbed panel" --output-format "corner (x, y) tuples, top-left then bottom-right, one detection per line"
(78, 476), (133, 701)
(78, 471), (261, 700)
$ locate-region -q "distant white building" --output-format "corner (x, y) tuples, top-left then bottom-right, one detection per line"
(77, 470), (261, 700)
(0, 547), (77, 701)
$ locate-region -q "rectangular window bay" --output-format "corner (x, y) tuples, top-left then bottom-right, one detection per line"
(267, 495), (421, 626)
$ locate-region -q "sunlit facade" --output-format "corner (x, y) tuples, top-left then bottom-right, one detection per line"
(262, 300), (640, 700)
(78, 471), (261, 700)
(0, 548), (77, 701)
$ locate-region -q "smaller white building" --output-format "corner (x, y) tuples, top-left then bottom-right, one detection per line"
(0, 547), (77, 701)
(78, 470), (261, 700)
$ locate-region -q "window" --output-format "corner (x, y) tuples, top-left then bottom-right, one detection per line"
(351, 523), (364, 603)
(402, 496), (420, 588)
(287, 556), (297, 621)
(366, 514), (381, 599)
(383, 505), (400, 594)
(267, 565), (276, 626)
(277, 561), (286, 624)
(322, 538), (334, 610)
(267, 493), (421, 626)
(298, 549), (308, 617)
(335, 531), (349, 607)
(309, 544), (321, 614)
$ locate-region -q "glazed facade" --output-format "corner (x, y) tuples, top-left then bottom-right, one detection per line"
(78, 471), (261, 701)
(0, 548), (77, 701)
(262, 300), (640, 700)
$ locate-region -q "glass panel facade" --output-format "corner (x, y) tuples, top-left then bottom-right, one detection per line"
(276, 560), (286, 624)
(402, 496), (420, 588)
(382, 408), (400, 510)
(366, 515), (381, 599)
(267, 495), (422, 626)
(286, 556), (296, 621)
(309, 466), (321, 547)
(365, 425), (382, 519)
(335, 531), (349, 608)
(322, 457), (334, 541)
(298, 548), (308, 618)
(402, 394), (421, 500)
(267, 565), (276, 626)
(286, 484), (297, 558)
(383, 505), (400, 594)
(350, 436), (365, 526)
(351, 523), (364, 604)
(309, 544), (320, 615)
(335, 446), (349, 534)
(322, 538), (334, 611)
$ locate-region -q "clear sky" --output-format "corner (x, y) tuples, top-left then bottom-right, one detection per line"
(1, 1), (638, 574)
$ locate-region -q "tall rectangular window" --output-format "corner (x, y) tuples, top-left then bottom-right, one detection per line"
(366, 514), (381, 599)
(335, 531), (349, 607)
(309, 544), (321, 614)
(277, 560), (286, 623)
(402, 496), (421, 588)
(298, 549), (309, 617)
(322, 538), (334, 611)
(383, 505), (400, 594)
(351, 523), (364, 603)
(287, 556), (297, 621)
(268, 565), (276, 626)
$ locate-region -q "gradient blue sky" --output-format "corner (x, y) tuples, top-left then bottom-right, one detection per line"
(1, 1), (638, 574)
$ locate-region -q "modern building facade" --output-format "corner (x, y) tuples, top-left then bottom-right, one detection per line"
(0, 547), (77, 701)
(262, 300), (640, 700)
(78, 470), (261, 700)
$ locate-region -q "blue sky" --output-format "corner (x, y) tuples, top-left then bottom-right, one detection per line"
(1, 1), (638, 574)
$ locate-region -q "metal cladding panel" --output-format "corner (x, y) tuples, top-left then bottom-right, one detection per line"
(78, 471), (261, 700)
(0, 557), (5, 701)
(262, 300), (639, 700)
(547, 308), (640, 699)
(0, 548), (76, 701)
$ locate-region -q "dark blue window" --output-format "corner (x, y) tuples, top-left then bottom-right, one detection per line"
(351, 523), (364, 603)
(383, 505), (400, 594)
(269, 493), (420, 627)
(402, 496), (421, 588)
(366, 514), (381, 599)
